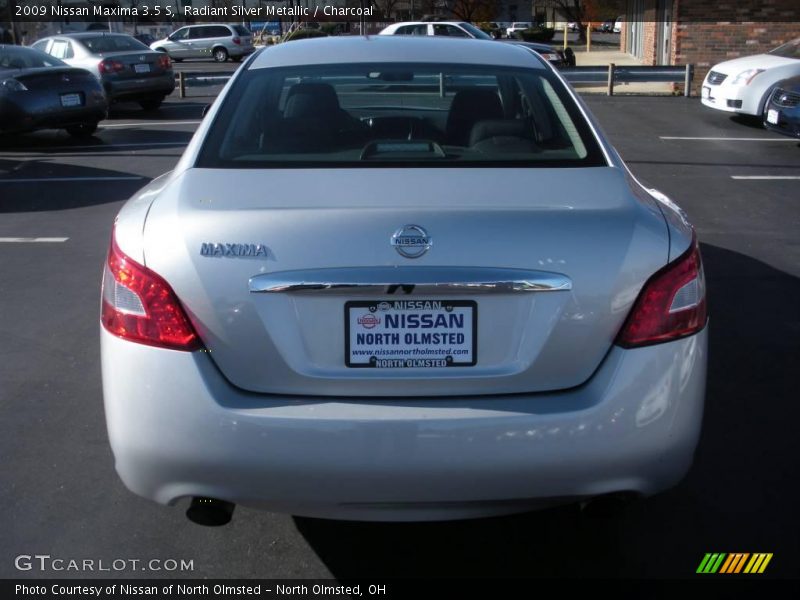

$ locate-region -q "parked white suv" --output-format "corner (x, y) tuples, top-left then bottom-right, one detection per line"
(150, 24), (254, 63)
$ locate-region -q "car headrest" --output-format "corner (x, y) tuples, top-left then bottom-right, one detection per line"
(284, 82), (341, 119)
(446, 89), (504, 146)
(469, 119), (539, 154)
(469, 119), (532, 146)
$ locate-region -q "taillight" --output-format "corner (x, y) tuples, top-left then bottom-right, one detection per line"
(232, 37), (241, 45)
(98, 59), (125, 74)
(101, 230), (200, 351)
(616, 234), (707, 348)
(158, 54), (172, 69)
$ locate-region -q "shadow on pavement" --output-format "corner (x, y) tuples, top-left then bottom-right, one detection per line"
(294, 243), (800, 578)
(0, 129), (193, 153)
(0, 158), (149, 212)
(108, 100), (210, 120)
(729, 114), (769, 130)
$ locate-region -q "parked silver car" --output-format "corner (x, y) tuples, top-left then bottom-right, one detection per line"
(101, 37), (707, 524)
(150, 24), (255, 63)
(32, 33), (174, 110)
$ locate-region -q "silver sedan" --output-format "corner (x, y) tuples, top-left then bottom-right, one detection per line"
(32, 32), (175, 110)
(101, 37), (707, 524)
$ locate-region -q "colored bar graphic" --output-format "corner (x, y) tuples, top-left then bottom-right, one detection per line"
(719, 553), (742, 574)
(700, 552), (773, 574)
(697, 554), (713, 573)
(710, 553), (726, 573)
(744, 554), (759, 574)
(758, 554), (773, 573)
(733, 553), (750, 573)
(718, 554), (735, 573)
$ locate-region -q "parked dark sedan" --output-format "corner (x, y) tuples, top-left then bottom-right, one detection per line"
(32, 33), (174, 110)
(0, 45), (107, 137)
(763, 76), (800, 138)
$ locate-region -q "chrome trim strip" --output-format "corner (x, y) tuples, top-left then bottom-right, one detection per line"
(249, 267), (572, 294)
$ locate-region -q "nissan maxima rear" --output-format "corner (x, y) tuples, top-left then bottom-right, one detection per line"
(101, 37), (707, 523)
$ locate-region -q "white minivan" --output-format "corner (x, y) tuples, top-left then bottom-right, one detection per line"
(151, 24), (254, 63)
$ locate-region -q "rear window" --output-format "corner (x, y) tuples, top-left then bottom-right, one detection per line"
(458, 23), (493, 39)
(395, 25), (428, 36)
(233, 25), (251, 36)
(196, 62), (606, 169)
(80, 35), (149, 53)
(0, 46), (66, 69)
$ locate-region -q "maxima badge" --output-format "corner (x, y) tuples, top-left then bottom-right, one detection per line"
(391, 225), (431, 259)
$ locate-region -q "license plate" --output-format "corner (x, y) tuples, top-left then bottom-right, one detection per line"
(134, 63), (151, 74)
(345, 300), (477, 368)
(60, 93), (82, 107)
(767, 109), (780, 125)
(701, 86), (710, 99)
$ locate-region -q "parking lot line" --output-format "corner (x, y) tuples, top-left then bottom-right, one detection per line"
(731, 175), (800, 180)
(0, 142), (188, 154)
(0, 237), (69, 243)
(660, 136), (797, 142)
(0, 176), (144, 183)
(101, 121), (202, 128)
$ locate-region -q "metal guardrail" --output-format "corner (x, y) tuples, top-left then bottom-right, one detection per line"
(176, 71), (234, 97)
(175, 64), (695, 99)
(561, 64), (694, 97)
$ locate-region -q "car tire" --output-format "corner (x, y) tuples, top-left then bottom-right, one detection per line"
(213, 47), (228, 63)
(758, 85), (779, 119)
(65, 122), (99, 138)
(139, 97), (164, 111)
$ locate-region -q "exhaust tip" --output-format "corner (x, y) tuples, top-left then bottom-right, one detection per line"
(186, 497), (235, 526)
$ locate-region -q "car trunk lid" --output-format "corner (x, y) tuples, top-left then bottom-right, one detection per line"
(142, 166), (668, 397)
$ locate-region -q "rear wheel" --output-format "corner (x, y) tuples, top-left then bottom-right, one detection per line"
(139, 97), (164, 111)
(213, 47), (228, 63)
(65, 122), (98, 138)
(214, 48), (228, 62)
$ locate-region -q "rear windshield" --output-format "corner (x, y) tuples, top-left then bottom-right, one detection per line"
(233, 25), (252, 36)
(196, 62), (606, 169)
(0, 46), (66, 69)
(79, 35), (150, 53)
(768, 38), (800, 59)
(458, 23), (492, 40)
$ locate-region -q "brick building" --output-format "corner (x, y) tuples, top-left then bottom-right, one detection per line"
(621, 0), (799, 92)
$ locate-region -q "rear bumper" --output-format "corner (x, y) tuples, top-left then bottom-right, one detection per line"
(230, 46), (255, 58)
(104, 74), (175, 102)
(0, 97), (106, 133)
(101, 327), (707, 521)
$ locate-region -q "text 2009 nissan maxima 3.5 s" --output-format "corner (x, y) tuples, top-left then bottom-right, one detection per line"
(101, 37), (707, 524)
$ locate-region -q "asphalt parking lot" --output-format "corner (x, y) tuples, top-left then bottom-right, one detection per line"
(1, 92), (798, 580)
